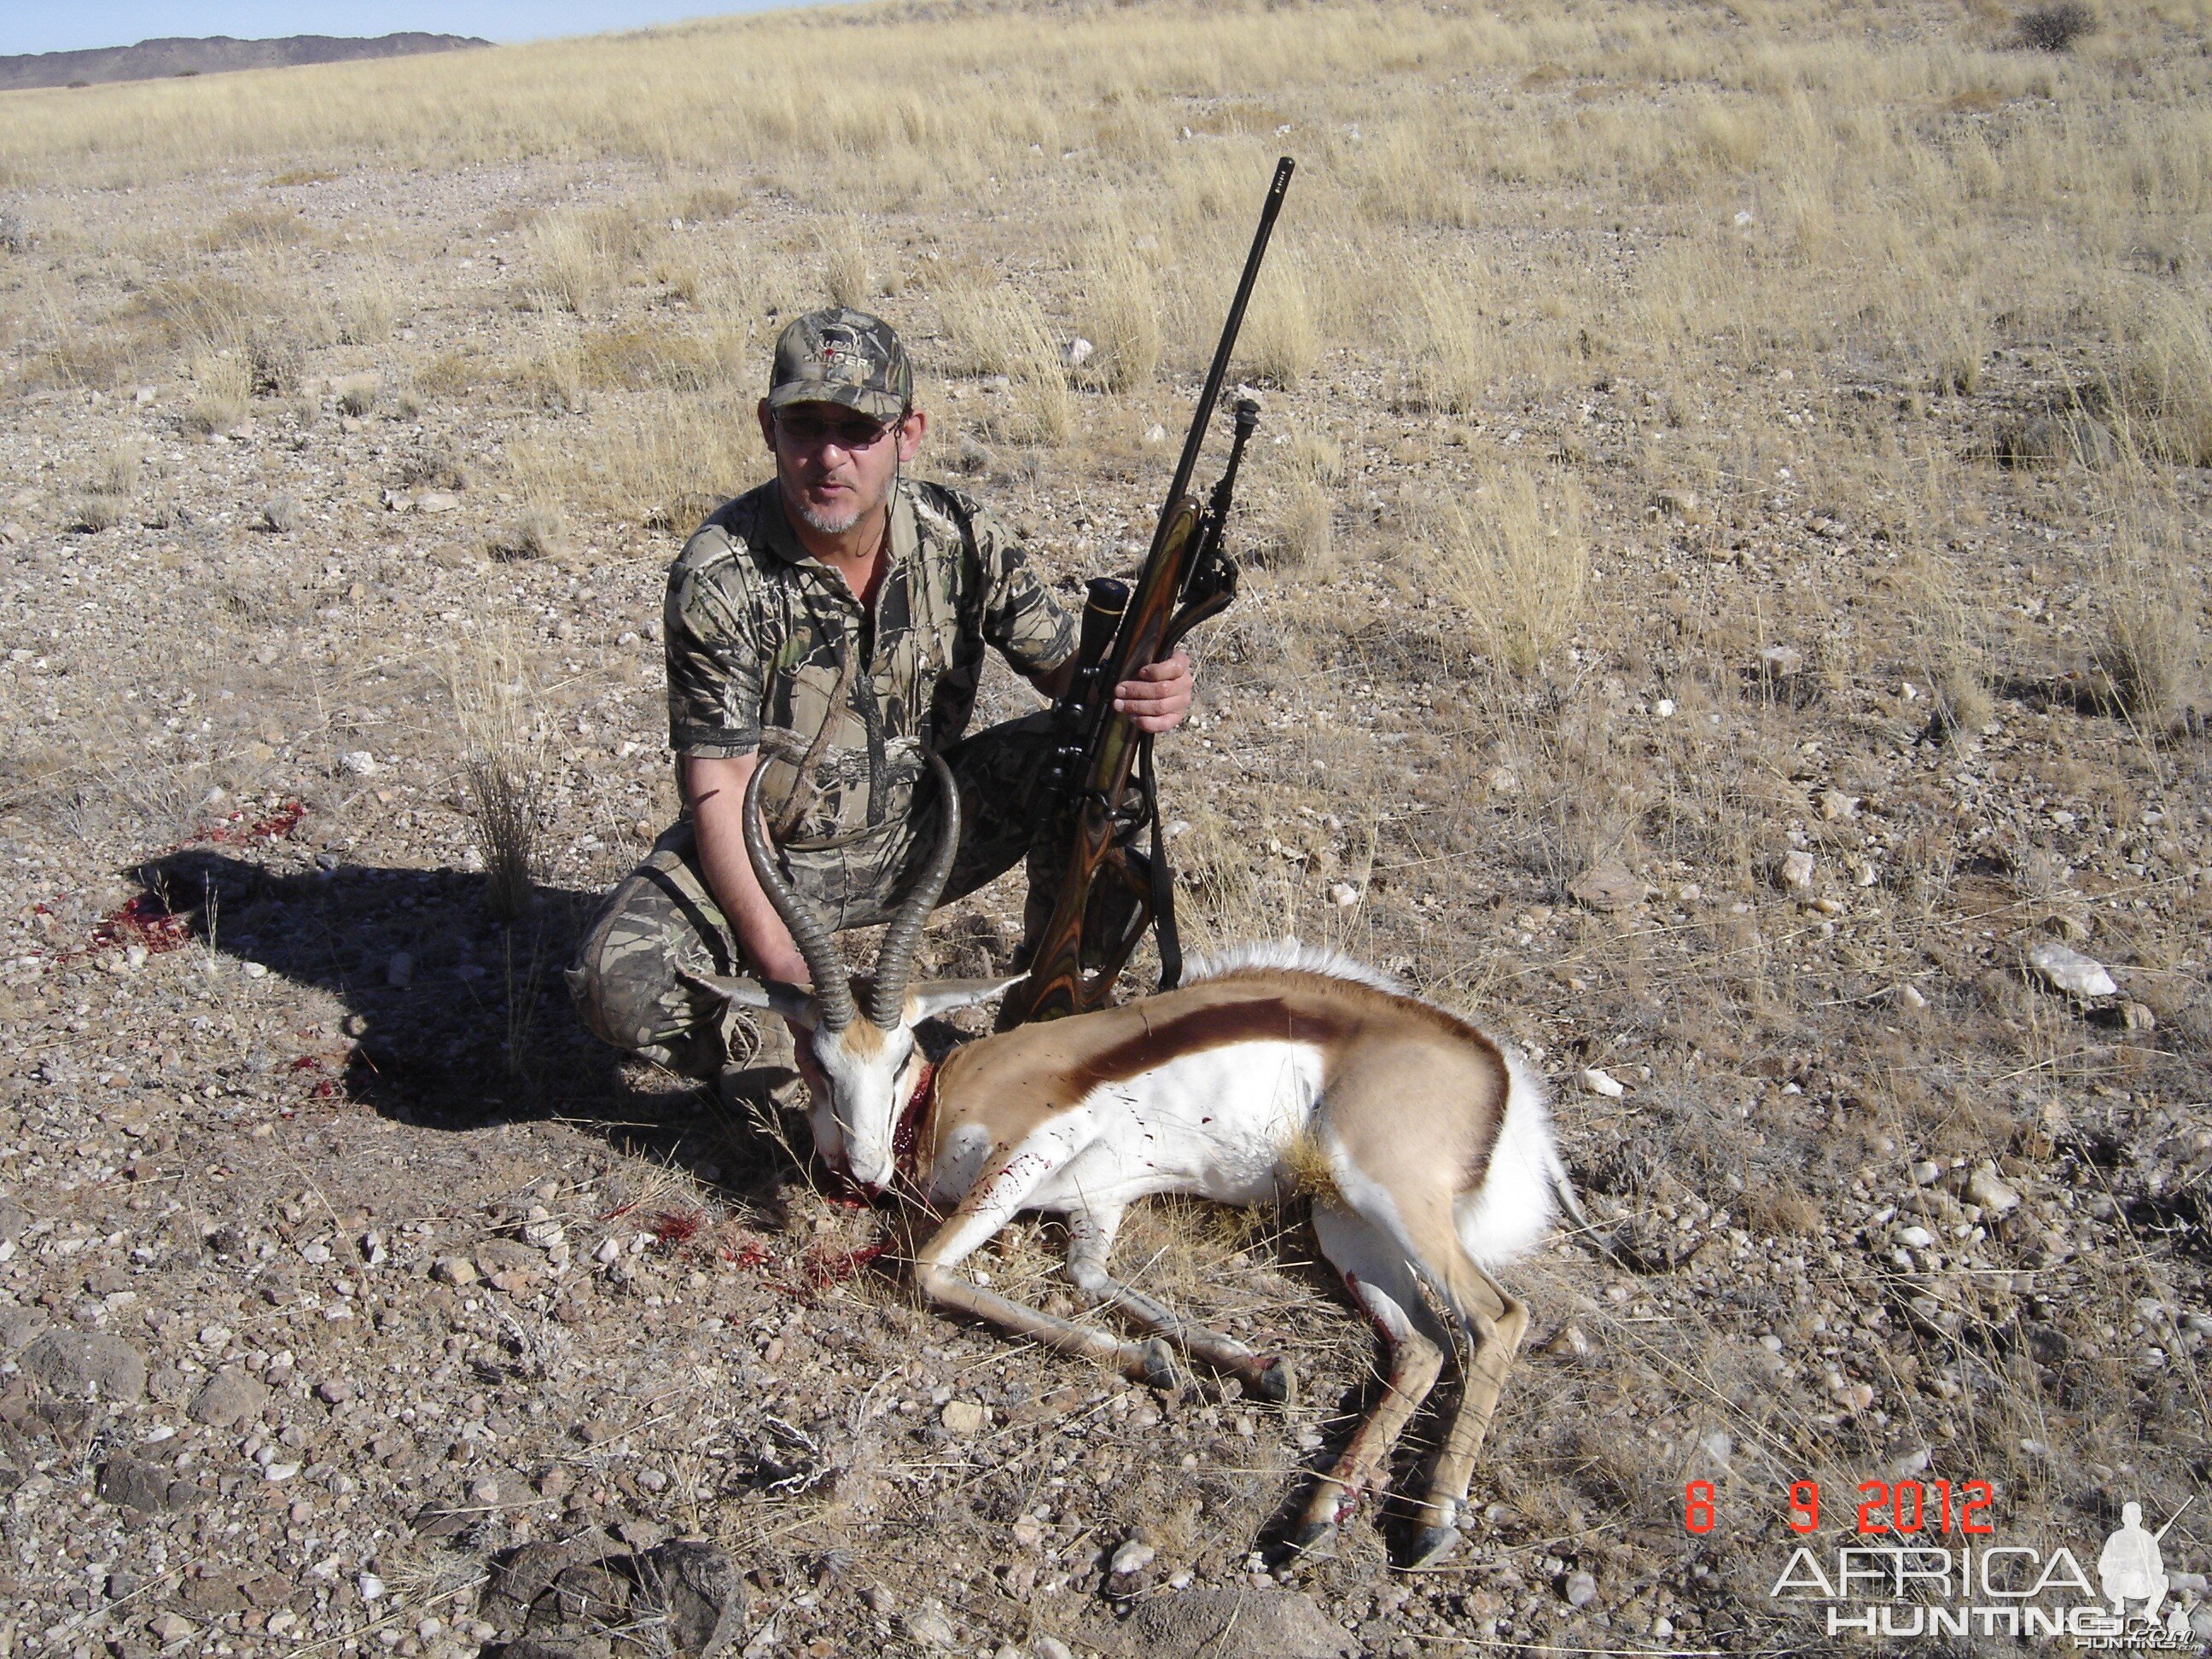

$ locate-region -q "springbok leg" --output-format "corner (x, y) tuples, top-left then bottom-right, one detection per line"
(1286, 1203), (1448, 1561)
(911, 1138), (1175, 1388)
(1403, 1257), (1529, 1569)
(1063, 1207), (1291, 1403)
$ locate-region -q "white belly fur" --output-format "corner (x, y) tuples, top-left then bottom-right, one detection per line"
(1021, 1040), (1325, 1215)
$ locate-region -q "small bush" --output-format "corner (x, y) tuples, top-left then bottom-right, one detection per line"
(335, 375), (380, 418)
(488, 508), (570, 562)
(246, 328), (304, 398)
(71, 495), (125, 533)
(2017, 3), (2096, 51)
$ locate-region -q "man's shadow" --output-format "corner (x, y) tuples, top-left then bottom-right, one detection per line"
(132, 848), (793, 1210)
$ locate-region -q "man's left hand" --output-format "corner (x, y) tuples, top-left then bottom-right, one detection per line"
(1112, 649), (1195, 734)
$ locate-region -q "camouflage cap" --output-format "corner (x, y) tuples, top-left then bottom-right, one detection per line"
(767, 308), (912, 422)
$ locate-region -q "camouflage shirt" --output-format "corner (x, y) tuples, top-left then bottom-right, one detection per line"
(665, 478), (1076, 848)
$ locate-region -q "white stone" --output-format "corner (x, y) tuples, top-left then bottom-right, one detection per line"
(2026, 940), (2117, 999)
(1328, 882), (1361, 908)
(1892, 982), (1928, 1010)
(1896, 1225), (1935, 1249)
(940, 1400), (988, 1436)
(1110, 1540), (1155, 1576)
(1965, 1168), (2021, 1214)
(903, 1604), (957, 1648)
(1580, 1068), (1626, 1098)
(1064, 338), (1094, 367)
(1780, 849), (1817, 891)
(358, 1573), (386, 1602)
(1563, 1569), (1597, 1607)
(341, 750), (379, 777)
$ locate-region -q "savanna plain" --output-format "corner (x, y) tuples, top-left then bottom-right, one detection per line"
(0, 1), (2209, 1655)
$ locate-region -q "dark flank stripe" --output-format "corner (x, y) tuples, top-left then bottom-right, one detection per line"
(1463, 1044), (1511, 1198)
(1072, 995), (1359, 1085)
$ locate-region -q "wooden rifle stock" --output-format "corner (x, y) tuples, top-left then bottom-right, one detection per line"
(1003, 157), (1292, 1027)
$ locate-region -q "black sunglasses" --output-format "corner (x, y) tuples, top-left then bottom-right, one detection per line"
(774, 410), (897, 450)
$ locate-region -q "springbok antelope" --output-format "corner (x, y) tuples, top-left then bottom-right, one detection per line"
(692, 754), (1584, 1567)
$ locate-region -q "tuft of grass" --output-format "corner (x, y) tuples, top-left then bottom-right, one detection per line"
(935, 282), (1073, 445)
(1400, 259), (1499, 415)
(1074, 220), (1162, 394)
(245, 327), (304, 398)
(820, 214), (873, 309)
(524, 205), (654, 317)
(1435, 462), (1590, 677)
(2097, 549), (2203, 731)
(488, 507), (571, 563)
(335, 374), (380, 418)
(447, 632), (545, 925)
(2119, 290), (2212, 467)
(511, 325), (588, 414)
(1240, 251), (1320, 387)
(183, 351), (249, 434)
(507, 392), (760, 529)
(335, 271), (396, 345)
(1261, 478), (1335, 573)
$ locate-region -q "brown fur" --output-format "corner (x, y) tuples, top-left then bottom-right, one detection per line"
(921, 968), (1511, 1196)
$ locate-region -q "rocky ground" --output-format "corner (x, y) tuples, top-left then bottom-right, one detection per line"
(3, 5), (2212, 1656)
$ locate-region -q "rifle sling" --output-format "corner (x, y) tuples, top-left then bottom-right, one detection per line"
(1138, 734), (1184, 992)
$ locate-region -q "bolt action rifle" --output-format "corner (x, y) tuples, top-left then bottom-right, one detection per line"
(999, 155), (1294, 1027)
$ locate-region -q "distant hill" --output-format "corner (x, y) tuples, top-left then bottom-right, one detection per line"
(0, 33), (492, 92)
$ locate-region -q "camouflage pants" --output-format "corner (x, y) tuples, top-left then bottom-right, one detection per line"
(567, 712), (1071, 1076)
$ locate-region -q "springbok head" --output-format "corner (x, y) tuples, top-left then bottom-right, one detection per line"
(687, 752), (1020, 1190)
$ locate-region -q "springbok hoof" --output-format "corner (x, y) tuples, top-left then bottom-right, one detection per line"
(1281, 1520), (1337, 1563)
(1134, 1338), (1180, 1392)
(1247, 1356), (1294, 1406)
(1402, 1523), (1460, 1570)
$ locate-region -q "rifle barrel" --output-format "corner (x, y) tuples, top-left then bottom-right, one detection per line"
(1152, 156), (1294, 556)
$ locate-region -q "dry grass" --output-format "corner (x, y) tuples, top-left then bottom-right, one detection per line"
(934, 281), (1073, 445)
(1435, 461), (1590, 677)
(2097, 519), (2205, 729)
(524, 205), (657, 317)
(182, 350), (249, 435)
(446, 632), (546, 923)
(1073, 217), (1162, 394)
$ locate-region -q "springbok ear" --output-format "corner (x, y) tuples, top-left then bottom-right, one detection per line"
(680, 969), (818, 1029)
(905, 975), (1026, 1021)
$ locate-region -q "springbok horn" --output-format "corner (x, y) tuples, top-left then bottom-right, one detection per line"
(868, 751), (961, 1028)
(742, 760), (856, 1032)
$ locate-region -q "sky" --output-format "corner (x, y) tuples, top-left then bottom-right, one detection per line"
(0, 3), (818, 59)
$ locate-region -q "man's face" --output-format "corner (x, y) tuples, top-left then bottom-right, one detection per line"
(758, 399), (927, 538)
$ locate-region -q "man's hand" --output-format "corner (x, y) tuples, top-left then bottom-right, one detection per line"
(1111, 649), (1194, 734)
